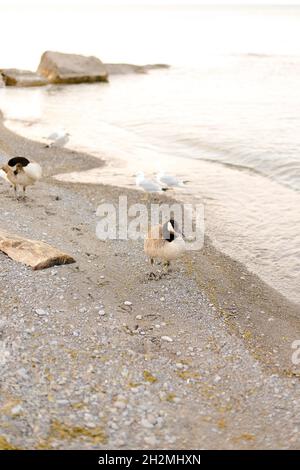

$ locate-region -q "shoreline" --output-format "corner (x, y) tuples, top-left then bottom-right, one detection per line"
(1, 112), (300, 449)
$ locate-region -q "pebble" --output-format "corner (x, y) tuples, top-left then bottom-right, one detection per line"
(124, 301), (132, 306)
(98, 310), (106, 316)
(35, 309), (48, 316)
(147, 414), (157, 425)
(144, 436), (157, 446)
(161, 336), (173, 342)
(136, 315), (142, 320)
(141, 418), (154, 429)
(115, 401), (126, 409)
(11, 404), (23, 416)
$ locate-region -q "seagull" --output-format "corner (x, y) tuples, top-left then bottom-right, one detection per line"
(144, 218), (186, 279)
(136, 172), (166, 193)
(156, 171), (184, 188)
(0, 156), (42, 199)
(45, 129), (70, 148)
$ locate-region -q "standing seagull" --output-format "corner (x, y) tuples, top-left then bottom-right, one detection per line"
(156, 171), (184, 188)
(45, 129), (70, 148)
(136, 172), (166, 193)
(0, 157), (42, 199)
(144, 218), (186, 279)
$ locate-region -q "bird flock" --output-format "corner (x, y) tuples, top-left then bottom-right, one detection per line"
(0, 133), (188, 278)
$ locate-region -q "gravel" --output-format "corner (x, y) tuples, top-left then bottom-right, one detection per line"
(1, 117), (300, 450)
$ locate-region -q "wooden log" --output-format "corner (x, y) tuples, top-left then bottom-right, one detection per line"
(0, 229), (75, 270)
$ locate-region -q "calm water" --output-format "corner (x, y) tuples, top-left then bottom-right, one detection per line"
(0, 5), (299, 304)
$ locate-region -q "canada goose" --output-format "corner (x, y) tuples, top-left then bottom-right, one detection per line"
(136, 172), (167, 193)
(144, 218), (186, 279)
(46, 130), (70, 148)
(156, 171), (184, 188)
(0, 157), (42, 199)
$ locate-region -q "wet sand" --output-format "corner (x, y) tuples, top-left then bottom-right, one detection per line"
(1, 112), (300, 449)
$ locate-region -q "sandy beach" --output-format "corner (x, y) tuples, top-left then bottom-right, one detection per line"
(1, 111), (300, 450)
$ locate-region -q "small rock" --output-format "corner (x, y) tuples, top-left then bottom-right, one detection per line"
(144, 436), (157, 446)
(141, 418), (154, 429)
(176, 363), (184, 369)
(136, 315), (142, 320)
(11, 404), (23, 416)
(115, 401), (126, 409)
(35, 309), (48, 316)
(161, 336), (173, 342)
(124, 301), (132, 306)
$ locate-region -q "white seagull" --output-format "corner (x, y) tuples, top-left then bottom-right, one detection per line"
(46, 129), (70, 148)
(156, 171), (184, 188)
(136, 172), (166, 193)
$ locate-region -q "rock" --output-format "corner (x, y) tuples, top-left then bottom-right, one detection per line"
(0, 229), (75, 270)
(161, 336), (173, 342)
(0, 75), (4, 87)
(144, 435), (157, 446)
(37, 51), (108, 84)
(104, 63), (147, 75)
(114, 400), (126, 409)
(11, 404), (23, 416)
(0, 69), (48, 87)
(141, 418), (154, 429)
(124, 301), (132, 306)
(35, 309), (48, 316)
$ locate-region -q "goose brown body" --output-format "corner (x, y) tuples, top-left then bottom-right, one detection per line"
(144, 221), (186, 264)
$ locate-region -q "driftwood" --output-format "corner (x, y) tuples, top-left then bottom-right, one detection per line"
(0, 229), (75, 270)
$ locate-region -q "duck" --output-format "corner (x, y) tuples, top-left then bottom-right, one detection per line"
(144, 218), (186, 279)
(0, 156), (42, 199)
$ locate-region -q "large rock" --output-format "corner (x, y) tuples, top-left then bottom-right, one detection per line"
(0, 69), (48, 87)
(37, 51), (108, 84)
(0, 229), (75, 270)
(104, 63), (170, 75)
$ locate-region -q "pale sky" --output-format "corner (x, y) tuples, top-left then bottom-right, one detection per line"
(2, 0), (300, 6)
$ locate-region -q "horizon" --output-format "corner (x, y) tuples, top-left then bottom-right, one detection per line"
(1, 1), (300, 69)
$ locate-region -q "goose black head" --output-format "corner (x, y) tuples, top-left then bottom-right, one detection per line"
(8, 157), (30, 168)
(162, 218), (181, 242)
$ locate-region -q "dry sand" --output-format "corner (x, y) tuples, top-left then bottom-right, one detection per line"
(0, 112), (300, 449)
